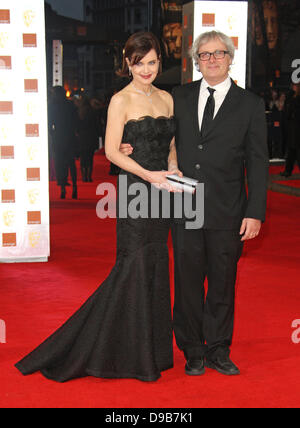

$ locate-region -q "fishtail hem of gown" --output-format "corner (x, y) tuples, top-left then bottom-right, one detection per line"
(15, 362), (174, 383)
(85, 364), (174, 382)
(15, 362), (28, 376)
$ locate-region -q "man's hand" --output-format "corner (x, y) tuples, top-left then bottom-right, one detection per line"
(240, 218), (262, 241)
(168, 161), (183, 178)
(120, 143), (133, 156)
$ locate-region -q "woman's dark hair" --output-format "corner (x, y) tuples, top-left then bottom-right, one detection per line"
(118, 31), (162, 78)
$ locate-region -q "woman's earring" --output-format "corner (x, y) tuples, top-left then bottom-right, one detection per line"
(129, 68), (132, 77)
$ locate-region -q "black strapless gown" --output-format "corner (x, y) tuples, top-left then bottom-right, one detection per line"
(15, 116), (176, 383)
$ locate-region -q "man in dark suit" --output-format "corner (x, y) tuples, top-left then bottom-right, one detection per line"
(171, 31), (269, 377)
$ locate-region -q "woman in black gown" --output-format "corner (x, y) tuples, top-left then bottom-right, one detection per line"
(15, 32), (182, 383)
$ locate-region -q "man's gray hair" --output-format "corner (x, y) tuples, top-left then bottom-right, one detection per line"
(190, 31), (235, 69)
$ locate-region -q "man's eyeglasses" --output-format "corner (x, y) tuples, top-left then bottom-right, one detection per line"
(198, 50), (229, 61)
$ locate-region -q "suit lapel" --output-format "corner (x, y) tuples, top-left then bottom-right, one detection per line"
(203, 80), (241, 138)
(184, 79), (242, 141)
(185, 79), (202, 140)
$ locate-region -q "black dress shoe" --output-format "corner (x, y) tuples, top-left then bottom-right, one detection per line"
(205, 356), (240, 376)
(185, 358), (205, 376)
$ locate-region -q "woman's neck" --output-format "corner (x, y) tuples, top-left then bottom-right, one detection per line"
(131, 80), (152, 94)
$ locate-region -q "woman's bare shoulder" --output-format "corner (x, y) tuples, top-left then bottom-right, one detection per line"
(154, 87), (174, 112)
(109, 89), (130, 109)
(155, 88), (172, 100)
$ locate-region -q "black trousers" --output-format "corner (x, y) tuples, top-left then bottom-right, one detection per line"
(54, 151), (77, 187)
(80, 149), (95, 179)
(172, 224), (244, 360)
(285, 147), (300, 174)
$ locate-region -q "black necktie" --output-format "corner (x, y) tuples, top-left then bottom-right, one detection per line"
(201, 87), (216, 136)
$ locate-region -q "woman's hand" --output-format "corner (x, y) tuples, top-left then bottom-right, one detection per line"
(168, 162), (184, 179)
(144, 170), (182, 193)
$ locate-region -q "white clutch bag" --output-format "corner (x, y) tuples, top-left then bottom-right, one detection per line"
(166, 174), (199, 194)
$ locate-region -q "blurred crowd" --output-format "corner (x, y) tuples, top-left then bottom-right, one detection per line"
(47, 82), (300, 201)
(48, 86), (108, 199)
(263, 83), (300, 177)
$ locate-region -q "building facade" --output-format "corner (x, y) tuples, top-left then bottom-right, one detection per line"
(82, 0), (153, 96)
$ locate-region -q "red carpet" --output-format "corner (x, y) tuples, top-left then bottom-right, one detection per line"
(269, 165), (300, 175)
(1, 153), (300, 408)
(275, 180), (300, 189)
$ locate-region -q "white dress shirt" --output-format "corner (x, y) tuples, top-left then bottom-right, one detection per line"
(198, 76), (232, 131)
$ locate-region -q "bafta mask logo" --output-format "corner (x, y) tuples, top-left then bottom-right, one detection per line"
(28, 188), (40, 205)
(27, 144), (38, 161)
(0, 80), (11, 95)
(0, 32), (9, 49)
(0, 126), (10, 141)
(3, 210), (15, 227)
(1, 167), (13, 184)
(23, 10), (36, 28)
(228, 15), (237, 31)
(26, 101), (38, 118)
(25, 56), (37, 73)
(29, 231), (41, 248)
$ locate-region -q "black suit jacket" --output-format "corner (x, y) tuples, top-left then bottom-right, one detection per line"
(173, 79), (269, 230)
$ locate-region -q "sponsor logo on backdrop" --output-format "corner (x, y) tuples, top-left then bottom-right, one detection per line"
(26, 124), (39, 137)
(23, 33), (37, 48)
(231, 37), (239, 50)
(0, 56), (11, 70)
(24, 79), (38, 93)
(27, 211), (41, 225)
(202, 13), (215, 27)
(2, 232), (16, 247)
(27, 168), (40, 181)
(0, 3), (49, 260)
(0, 10), (10, 24)
(1, 189), (15, 203)
(0, 146), (14, 159)
(0, 101), (13, 114)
